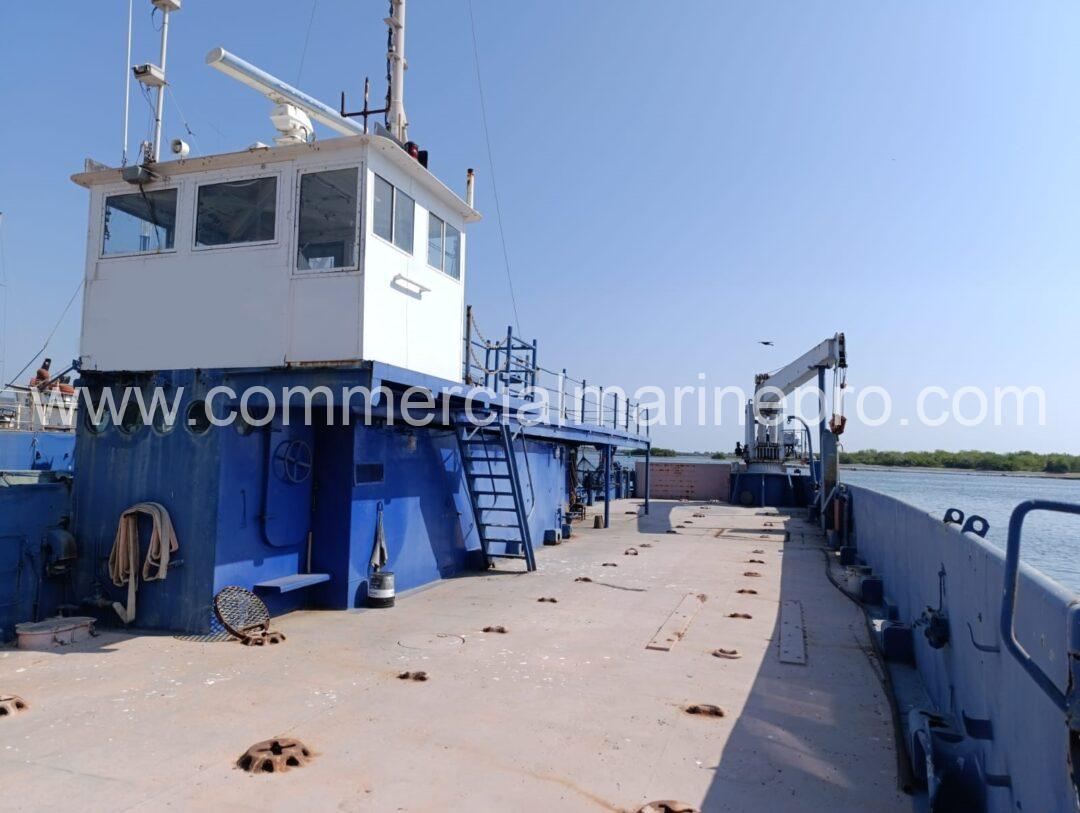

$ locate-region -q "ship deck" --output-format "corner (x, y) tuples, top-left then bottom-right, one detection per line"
(0, 500), (909, 812)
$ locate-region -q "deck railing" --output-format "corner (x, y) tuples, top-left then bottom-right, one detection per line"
(464, 306), (647, 436)
(0, 386), (77, 433)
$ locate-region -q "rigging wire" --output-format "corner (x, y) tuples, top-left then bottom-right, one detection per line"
(166, 85), (202, 155)
(296, 0), (319, 84)
(3, 278), (85, 390)
(466, 0), (522, 334)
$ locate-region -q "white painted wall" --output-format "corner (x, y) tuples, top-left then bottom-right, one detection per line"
(362, 143), (467, 382)
(76, 137), (476, 381)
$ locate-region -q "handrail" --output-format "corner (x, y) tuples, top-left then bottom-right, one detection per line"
(1000, 499), (1080, 714)
(462, 309), (646, 435)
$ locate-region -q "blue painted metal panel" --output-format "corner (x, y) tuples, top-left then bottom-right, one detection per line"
(0, 430), (75, 472)
(847, 484), (1078, 812)
(72, 375), (221, 633)
(0, 478), (72, 641)
(730, 471), (814, 507)
(69, 365), (594, 632)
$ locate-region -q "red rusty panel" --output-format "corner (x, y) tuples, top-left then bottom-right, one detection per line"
(635, 462), (731, 501)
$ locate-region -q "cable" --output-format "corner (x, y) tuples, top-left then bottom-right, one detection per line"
(296, 0), (319, 84)
(466, 0), (522, 334)
(3, 278), (85, 390)
(166, 85), (202, 156)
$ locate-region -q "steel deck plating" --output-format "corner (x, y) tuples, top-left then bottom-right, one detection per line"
(0, 500), (903, 812)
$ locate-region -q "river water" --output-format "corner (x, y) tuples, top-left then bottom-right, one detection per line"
(842, 468), (1080, 592)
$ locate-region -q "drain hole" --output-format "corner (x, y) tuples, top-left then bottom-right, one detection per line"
(743, 571), (762, 578)
(482, 625), (508, 634)
(640, 543), (653, 548)
(712, 648), (741, 659)
(537, 597), (558, 603)
(625, 548), (639, 556)
(747, 559), (765, 564)
(575, 576), (593, 583)
(736, 589), (758, 595)
(398, 670), (429, 682)
(684, 704), (725, 718)
(602, 562), (618, 567)
(752, 549), (765, 554)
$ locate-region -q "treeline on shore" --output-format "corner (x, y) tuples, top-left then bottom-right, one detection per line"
(840, 449), (1080, 474)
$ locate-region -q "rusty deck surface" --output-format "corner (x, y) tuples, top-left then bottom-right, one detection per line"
(0, 500), (909, 812)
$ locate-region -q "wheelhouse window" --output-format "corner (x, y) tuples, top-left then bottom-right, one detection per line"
(393, 189), (414, 253)
(195, 176), (277, 247)
(372, 173), (414, 254)
(373, 175), (393, 242)
(296, 167), (359, 271)
(102, 189), (178, 255)
(445, 223), (461, 280)
(426, 212), (461, 280)
(427, 213), (444, 269)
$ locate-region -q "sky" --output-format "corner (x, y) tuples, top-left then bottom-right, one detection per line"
(1, 1), (1078, 454)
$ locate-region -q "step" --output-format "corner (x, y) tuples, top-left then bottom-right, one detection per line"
(253, 573), (330, 593)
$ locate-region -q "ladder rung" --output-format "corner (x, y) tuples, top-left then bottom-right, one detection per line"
(479, 522), (523, 529)
(487, 552), (526, 559)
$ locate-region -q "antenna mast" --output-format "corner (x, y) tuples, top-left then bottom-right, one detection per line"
(149, 1), (178, 162)
(121, 0), (133, 166)
(385, 0), (408, 142)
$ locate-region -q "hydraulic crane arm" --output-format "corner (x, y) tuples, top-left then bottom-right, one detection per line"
(755, 333), (846, 402)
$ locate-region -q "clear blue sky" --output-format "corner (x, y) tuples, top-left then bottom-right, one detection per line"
(1, 1), (1077, 453)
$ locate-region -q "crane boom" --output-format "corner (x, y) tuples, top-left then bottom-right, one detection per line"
(755, 333), (846, 402)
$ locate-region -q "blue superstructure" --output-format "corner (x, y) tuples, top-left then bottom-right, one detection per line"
(65, 360), (648, 634)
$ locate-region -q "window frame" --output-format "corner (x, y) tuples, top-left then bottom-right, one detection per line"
(443, 221), (462, 281)
(370, 172), (415, 257)
(191, 171), (281, 252)
(99, 185), (181, 260)
(293, 163), (363, 275)
(425, 211), (462, 282)
(427, 212), (445, 272)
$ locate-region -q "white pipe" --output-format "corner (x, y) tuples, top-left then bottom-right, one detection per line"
(122, 0), (133, 166)
(465, 168), (475, 208)
(206, 47), (365, 137)
(386, 0), (407, 141)
(151, 8), (170, 162)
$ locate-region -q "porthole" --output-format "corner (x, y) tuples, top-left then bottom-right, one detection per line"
(83, 399), (111, 434)
(153, 407), (177, 436)
(117, 399), (145, 435)
(186, 400), (212, 435)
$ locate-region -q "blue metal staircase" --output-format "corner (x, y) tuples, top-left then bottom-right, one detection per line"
(454, 418), (536, 571)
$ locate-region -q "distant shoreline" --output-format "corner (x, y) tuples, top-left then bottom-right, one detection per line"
(842, 464), (1080, 481)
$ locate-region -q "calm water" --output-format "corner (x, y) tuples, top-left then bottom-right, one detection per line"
(843, 468), (1080, 592)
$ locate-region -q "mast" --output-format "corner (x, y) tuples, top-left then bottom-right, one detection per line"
(386, 0), (408, 142)
(150, 2), (173, 162)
